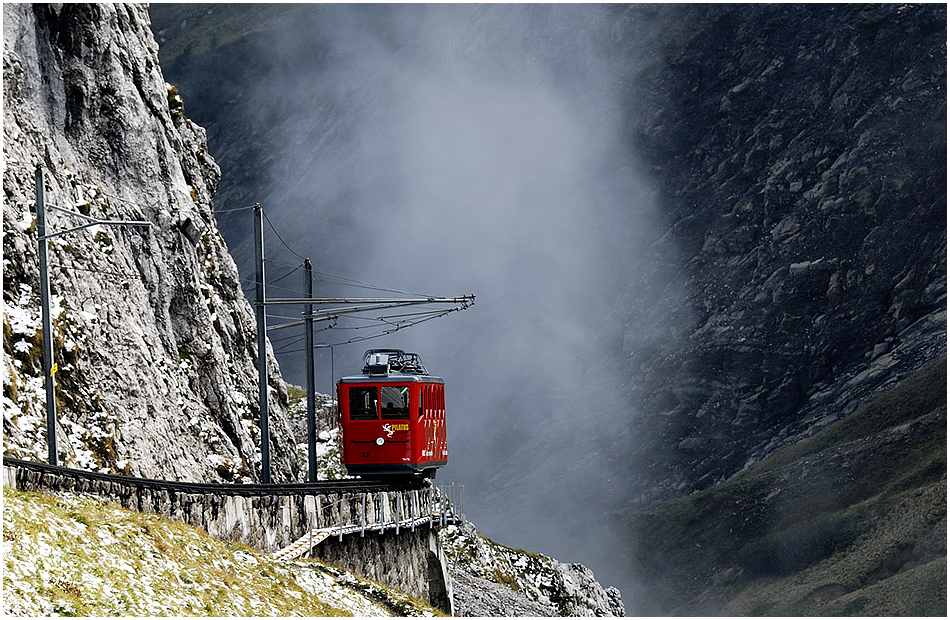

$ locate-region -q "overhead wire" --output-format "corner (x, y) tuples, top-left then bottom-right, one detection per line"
(308, 269), (430, 297)
(220, 203), (471, 355)
(240, 275), (304, 297)
(48, 199), (465, 357)
(262, 208), (307, 261)
(213, 204), (259, 214)
(273, 336), (304, 354)
(262, 251), (428, 298)
(268, 313), (309, 323)
(258, 211), (428, 296)
(98, 190), (162, 213)
(275, 306), (460, 354)
(213, 204), (420, 299)
(265, 262), (302, 287)
(268, 331), (306, 344)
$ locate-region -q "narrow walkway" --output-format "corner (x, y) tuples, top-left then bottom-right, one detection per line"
(273, 511), (460, 561)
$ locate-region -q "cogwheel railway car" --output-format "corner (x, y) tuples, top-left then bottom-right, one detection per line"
(337, 349), (447, 478)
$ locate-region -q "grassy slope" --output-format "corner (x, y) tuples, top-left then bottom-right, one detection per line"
(2, 488), (440, 617)
(624, 359), (947, 615)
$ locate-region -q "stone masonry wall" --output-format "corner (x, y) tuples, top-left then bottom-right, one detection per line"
(3, 459), (452, 612)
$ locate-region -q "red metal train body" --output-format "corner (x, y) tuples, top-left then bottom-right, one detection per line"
(337, 349), (447, 478)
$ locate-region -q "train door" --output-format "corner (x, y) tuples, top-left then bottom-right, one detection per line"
(436, 383), (447, 462)
(341, 381), (412, 472)
(424, 383), (438, 464)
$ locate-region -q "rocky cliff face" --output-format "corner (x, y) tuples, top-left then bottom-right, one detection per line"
(613, 3), (946, 501)
(440, 521), (625, 617)
(2, 3), (299, 482)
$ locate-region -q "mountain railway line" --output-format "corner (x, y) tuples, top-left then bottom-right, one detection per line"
(2, 349), (464, 612)
(2, 456), (427, 497)
(4, 455), (462, 614)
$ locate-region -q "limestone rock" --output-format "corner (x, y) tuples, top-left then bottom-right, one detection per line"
(2, 3), (299, 482)
(441, 520), (625, 616)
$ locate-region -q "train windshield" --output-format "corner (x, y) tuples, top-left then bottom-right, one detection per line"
(348, 386), (378, 420)
(380, 385), (410, 420)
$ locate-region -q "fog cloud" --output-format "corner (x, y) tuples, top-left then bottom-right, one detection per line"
(237, 4), (670, 599)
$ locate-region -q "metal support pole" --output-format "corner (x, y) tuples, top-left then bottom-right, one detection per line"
(450, 483), (456, 521)
(396, 493), (401, 535)
(304, 259), (316, 482)
(253, 204), (271, 484)
(338, 496), (344, 542)
(33, 166), (151, 467)
(308, 510), (314, 559)
(36, 166), (58, 466)
(361, 493), (366, 537)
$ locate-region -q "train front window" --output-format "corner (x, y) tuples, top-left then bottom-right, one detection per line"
(380, 385), (410, 420)
(349, 386), (378, 420)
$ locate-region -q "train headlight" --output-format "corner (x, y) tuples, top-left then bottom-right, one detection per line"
(375, 437), (385, 446)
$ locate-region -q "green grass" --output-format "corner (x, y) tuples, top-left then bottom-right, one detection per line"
(750, 360), (946, 474)
(3, 487), (440, 617)
(286, 383), (307, 406)
(624, 359), (947, 615)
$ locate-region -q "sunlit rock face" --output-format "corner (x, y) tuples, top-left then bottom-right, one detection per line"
(615, 3), (946, 500)
(441, 520), (625, 617)
(2, 3), (299, 482)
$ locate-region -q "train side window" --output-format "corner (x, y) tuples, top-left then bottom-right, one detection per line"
(349, 386), (378, 420)
(381, 385), (410, 420)
(419, 385), (425, 419)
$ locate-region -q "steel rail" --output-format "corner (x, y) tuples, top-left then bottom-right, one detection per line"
(2, 457), (424, 496)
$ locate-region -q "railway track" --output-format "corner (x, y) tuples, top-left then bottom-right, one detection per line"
(2, 456), (426, 496)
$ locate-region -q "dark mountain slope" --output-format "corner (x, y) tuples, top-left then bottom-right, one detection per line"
(614, 3), (946, 500)
(623, 359), (946, 615)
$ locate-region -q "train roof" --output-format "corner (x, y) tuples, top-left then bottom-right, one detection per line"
(338, 374), (444, 384)
(337, 349), (443, 383)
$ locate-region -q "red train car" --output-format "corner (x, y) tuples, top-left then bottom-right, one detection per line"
(337, 349), (447, 478)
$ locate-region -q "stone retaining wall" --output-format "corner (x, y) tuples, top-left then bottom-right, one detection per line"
(3, 462), (452, 613)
